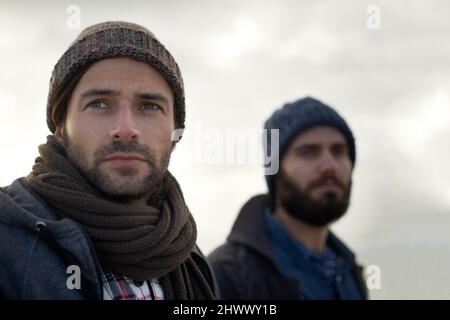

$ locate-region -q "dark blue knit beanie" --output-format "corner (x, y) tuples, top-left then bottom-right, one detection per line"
(263, 96), (356, 197)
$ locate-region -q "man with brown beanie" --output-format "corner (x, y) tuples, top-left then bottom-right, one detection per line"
(208, 97), (368, 300)
(0, 21), (216, 300)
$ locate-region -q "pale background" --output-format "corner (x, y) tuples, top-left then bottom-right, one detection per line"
(1, 0), (449, 299)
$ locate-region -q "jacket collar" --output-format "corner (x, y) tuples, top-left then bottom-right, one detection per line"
(227, 193), (358, 269)
(1, 178), (104, 298)
(227, 194), (280, 268)
(0, 178), (75, 235)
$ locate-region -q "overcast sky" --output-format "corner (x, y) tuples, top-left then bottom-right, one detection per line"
(1, 0), (450, 299)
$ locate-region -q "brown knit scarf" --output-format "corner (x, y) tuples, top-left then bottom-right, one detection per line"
(26, 135), (214, 300)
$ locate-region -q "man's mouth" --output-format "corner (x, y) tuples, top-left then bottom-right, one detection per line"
(313, 178), (341, 190)
(103, 154), (147, 166)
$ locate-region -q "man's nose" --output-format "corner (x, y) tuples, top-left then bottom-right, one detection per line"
(110, 105), (139, 141)
(318, 150), (339, 174)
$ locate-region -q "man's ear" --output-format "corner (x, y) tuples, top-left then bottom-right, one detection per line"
(54, 126), (65, 145)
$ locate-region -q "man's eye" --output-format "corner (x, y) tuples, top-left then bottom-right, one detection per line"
(333, 147), (347, 158)
(298, 148), (316, 157)
(142, 103), (161, 111)
(86, 100), (108, 109)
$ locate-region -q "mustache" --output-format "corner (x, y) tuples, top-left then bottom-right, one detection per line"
(308, 173), (346, 190)
(94, 140), (154, 163)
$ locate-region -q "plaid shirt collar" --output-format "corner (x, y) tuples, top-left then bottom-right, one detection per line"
(101, 268), (164, 300)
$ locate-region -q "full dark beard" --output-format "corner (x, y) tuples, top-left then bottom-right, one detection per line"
(276, 170), (352, 227)
(62, 131), (170, 206)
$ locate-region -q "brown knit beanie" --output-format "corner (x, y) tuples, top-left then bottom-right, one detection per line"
(46, 21), (185, 133)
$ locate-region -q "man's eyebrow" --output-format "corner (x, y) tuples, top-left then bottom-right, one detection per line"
(296, 143), (320, 149)
(79, 88), (120, 100)
(296, 142), (347, 148)
(78, 89), (170, 105)
(332, 142), (348, 148)
(135, 92), (170, 105)
(328, 142), (349, 150)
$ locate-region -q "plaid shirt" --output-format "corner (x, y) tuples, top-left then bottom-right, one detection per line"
(101, 268), (164, 300)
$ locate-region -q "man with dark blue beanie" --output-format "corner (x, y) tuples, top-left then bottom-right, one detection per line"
(208, 97), (367, 300)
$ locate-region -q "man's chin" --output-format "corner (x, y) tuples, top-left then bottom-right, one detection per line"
(94, 174), (146, 196)
(311, 191), (341, 202)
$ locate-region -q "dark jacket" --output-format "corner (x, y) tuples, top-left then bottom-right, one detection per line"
(208, 194), (368, 300)
(0, 178), (218, 300)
